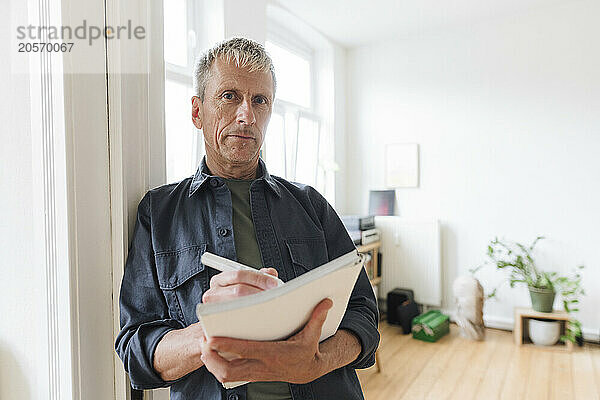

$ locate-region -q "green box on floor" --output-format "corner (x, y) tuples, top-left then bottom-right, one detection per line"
(411, 310), (450, 342)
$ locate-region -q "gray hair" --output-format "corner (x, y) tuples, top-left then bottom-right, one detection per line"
(193, 37), (276, 100)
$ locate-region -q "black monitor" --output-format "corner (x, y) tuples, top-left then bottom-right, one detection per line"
(368, 190), (395, 216)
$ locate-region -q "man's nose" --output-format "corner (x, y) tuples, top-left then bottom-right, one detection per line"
(236, 98), (256, 126)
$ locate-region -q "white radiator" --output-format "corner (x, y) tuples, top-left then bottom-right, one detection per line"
(375, 217), (442, 307)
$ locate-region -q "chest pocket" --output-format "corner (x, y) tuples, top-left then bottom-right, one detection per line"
(285, 235), (329, 277)
(155, 244), (207, 326)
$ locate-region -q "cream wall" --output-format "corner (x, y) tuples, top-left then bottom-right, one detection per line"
(345, 0), (599, 338)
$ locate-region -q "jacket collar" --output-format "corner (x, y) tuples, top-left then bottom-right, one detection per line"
(189, 156), (281, 198)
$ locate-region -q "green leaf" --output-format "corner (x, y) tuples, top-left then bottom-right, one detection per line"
(530, 236), (545, 250)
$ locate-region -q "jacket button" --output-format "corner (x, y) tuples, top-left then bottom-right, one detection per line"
(210, 178), (220, 187)
(219, 228), (229, 237)
(228, 394), (239, 400)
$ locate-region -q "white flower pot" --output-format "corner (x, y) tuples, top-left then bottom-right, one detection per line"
(529, 319), (560, 346)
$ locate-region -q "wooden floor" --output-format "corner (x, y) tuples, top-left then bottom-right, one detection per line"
(358, 322), (600, 400)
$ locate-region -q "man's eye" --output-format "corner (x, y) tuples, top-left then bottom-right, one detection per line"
(254, 96), (267, 105)
(222, 92), (235, 100)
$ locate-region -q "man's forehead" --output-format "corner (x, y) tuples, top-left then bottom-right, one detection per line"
(208, 57), (273, 95)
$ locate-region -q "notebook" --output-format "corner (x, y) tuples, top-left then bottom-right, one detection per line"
(196, 249), (365, 389)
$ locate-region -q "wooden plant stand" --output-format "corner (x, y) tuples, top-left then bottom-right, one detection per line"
(513, 307), (573, 352)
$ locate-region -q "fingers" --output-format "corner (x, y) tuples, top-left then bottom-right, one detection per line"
(202, 283), (264, 303)
(259, 267), (278, 278)
(207, 337), (269, 360)
(299, 298), (333, 341)
(210, 270), (280, 290)
(202, 269), (280, 303)
(200, 340), (236, 381)
(200, 337), (265, 383)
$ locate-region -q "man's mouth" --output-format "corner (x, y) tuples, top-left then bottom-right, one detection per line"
(229, 134), (255, 140)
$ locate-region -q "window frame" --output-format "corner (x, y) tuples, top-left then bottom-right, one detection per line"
(163, 0), (204, 184)
(266, 34), (315, 110)
(264, 27), (327, 193)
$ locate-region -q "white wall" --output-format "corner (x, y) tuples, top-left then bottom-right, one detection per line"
(3, 1), (117, 398)
(1, 4), (49, 400)
(345, 0), (599, 337)
(0, 63), (49, 400)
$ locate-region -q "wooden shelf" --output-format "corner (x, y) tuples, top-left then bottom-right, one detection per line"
(370, 277), (381, 286)
(515, 307), (571, 321)
(356, 240), (383, 373)
(357, 241), (381, 253)
(357, 241), (381, 283)
(514, 307), (573, 352)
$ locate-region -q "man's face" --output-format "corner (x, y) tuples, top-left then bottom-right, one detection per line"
(192, 57), (274, 166)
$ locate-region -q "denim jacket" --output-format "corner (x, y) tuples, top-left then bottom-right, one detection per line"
(115, 157), (379, 400)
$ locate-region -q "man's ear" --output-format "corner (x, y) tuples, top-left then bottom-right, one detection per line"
(191, 96), (203, 130)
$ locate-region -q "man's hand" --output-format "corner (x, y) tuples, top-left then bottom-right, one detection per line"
(202, 267), (280, 303)
(153, 267), (280, 381)
(199, 298), (360, 384)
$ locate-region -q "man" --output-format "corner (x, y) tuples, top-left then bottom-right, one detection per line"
(115, 37), (379, 400)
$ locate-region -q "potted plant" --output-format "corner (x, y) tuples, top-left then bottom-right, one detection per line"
(470, 236), (585, 344)
(528, 318), (561, 346)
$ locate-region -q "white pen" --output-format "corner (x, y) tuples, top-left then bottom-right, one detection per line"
(201, 252), (285, 287)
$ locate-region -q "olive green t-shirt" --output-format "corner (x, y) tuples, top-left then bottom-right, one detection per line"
(224, 179), (293, 400)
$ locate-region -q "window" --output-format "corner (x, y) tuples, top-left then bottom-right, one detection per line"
(264, 38), (331, 198)
(163, 0), (204, 183)
(265, 41), (311, 108)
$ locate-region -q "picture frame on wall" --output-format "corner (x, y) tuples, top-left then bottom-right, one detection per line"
(385, 143), (419, 188)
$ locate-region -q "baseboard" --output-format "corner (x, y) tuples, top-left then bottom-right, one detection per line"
(482, 314), (514, 332)
(441, 308), (599, 343)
